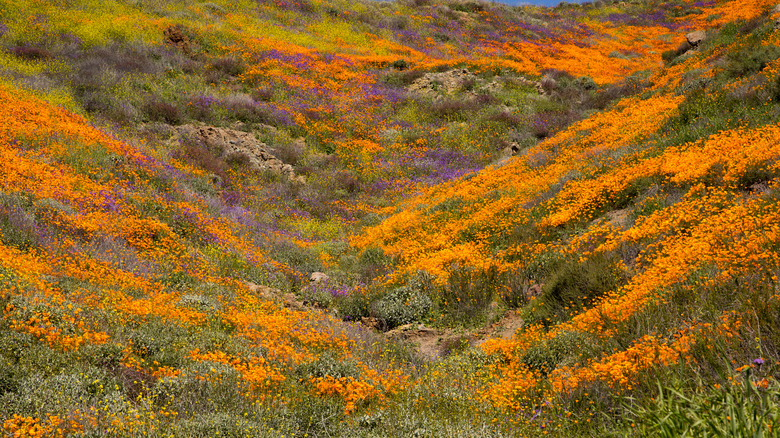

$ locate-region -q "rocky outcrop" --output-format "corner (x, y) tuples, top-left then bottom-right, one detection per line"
(408, 68), (477, 98)
(408, 68), (543, 99)
(175, 124), (303, 182)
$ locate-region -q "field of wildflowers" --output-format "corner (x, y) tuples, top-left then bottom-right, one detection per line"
(2, 0), (780, 435)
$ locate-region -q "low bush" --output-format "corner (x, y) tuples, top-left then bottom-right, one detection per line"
(270, 239), (322, 284)
(301, 283), (335, 308)
(530, 109), (581, 139)
(172, 138), (228, 182)
(429, 98), (481, 122)
(143, 98), (183, 124)
(355, 247), (393, 282)
(450, 1), (485, 13)
(270, 140), (305, 167)
(392, 59), (409, 71)
(373, 285), (432, 329)
(210, 56), (245, 77)
(219, 95), (280, 125)
(335, 290), (373, 321)
(586, 75), (650, 110)
(0, 201), (39, 251)
(522, 331), (594, 376)
(10, 44), (51, 60)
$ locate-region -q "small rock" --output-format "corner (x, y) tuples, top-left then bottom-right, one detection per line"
(527, 283), (544, 300)
(360, 317), (381, 330)
(310, 272), (329, 283)
(686, 30), (706, 47)
(749, 182), (770, 195)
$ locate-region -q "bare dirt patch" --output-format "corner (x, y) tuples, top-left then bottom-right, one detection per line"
(383, 310), (525, 360)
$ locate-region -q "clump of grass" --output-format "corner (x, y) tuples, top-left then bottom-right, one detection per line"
(435, 266), (503, 327)
(523, 253), (627, 328)
(725, 44), (780, 79)
(624, 371), (780, 437)
(295, 352), (359, 379)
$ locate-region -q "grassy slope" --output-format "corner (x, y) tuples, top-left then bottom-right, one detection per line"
(1, 0), (780, 436)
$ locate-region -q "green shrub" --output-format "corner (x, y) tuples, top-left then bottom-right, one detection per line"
(392, 59), (409, 70)
(356, 247), (393, 282)
(270, 239), (322, 282)
(334, 291), (372, 321)
(373, 285), (432, 329)
(295, 352), (359, 379)
(301, 284), (334, 309)
(661, 41), (692, 64)
(173, 413), (278, 438)
(128, 318), (189, 367)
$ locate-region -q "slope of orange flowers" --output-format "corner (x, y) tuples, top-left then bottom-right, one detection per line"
(0, 82), (406, 432)
(354, 0), (780, 411)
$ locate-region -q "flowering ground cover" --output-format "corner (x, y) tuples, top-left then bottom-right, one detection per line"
(2, 0), (780, 436)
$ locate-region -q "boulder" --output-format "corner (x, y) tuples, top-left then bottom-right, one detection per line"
(686, 30), (706, 47)
(310, 272), (329, 283)
(502, 142), (521, 157)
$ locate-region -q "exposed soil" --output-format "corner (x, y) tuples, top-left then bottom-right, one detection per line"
(384, 310), (525, 361)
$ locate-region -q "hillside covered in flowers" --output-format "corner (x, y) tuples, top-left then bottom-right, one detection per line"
(2, 0), (780, 436)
